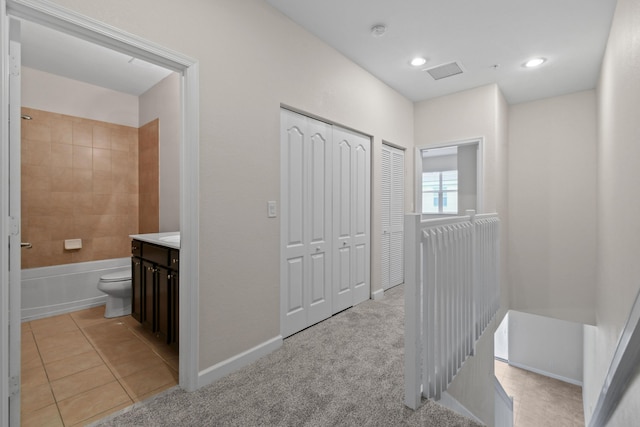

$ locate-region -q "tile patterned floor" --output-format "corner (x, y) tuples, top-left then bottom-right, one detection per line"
(495, 360), (585, 427)
(21, 306), (178, 426)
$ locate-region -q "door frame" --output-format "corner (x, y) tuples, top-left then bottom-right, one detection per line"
(0, 1), (201, 422)
(414, 137), (484, 216)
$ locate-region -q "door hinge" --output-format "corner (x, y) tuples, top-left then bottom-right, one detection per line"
(7, 216), (19, 236)
(9, 375), (19, 398)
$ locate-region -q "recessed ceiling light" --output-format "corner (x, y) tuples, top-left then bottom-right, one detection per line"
(524, 57), (546, 68)
(410, 57), (427, 67)
(370, 24), (387, 37)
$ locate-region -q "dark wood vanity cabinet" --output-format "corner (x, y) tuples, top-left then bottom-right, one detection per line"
(131, 239), (179, 347)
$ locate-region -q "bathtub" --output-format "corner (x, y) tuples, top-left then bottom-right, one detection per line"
(21, 257), (130, 322)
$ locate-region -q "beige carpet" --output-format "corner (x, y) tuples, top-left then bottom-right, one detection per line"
(94, 285), (481, 426)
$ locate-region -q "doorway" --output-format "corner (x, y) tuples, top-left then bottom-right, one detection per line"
(1, 1), (200, 424)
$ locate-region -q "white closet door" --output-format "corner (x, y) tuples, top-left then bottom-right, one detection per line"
(332, 126), (371, 312)
(280, 109), (332, 337)
(381, 144), (404, 290)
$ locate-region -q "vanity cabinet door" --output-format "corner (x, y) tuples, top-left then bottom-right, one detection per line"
(142, 260), (157, 332)
(156, 265), (171, 342)
(169, 271), (179, 348)
(131, 257), (143, 322)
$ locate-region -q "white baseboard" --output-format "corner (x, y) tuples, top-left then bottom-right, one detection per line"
(197, 336), (283, 388)
(508, 361), (583, 386)
(371, 288), (384, 300)
(21, 296), (107, 322)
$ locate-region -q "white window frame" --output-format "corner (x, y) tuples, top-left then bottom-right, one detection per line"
(422, 170), (458, 214)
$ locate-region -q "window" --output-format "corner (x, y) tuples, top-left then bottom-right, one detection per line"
(422, 170), (458, 214)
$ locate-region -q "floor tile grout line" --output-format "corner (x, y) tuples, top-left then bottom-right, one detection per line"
(73, 317), (140, 403)
(22, 307), (179, 426)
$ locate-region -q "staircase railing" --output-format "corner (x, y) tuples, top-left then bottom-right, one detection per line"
(588, 287), (640, 427)
(404, 210), (500, 409)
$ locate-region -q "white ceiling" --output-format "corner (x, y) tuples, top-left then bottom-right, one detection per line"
(19, 19), (173, 96)
(18, 1), (617, 104)
(266, 0), (617, 104)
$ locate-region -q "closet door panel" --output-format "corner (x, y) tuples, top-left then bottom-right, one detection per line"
(333, 127), (370, 310)
(307, 120), (332, 325)
(281, 109), (332, 337)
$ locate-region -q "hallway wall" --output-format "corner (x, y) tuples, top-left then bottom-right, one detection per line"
(508, 90), (597, 325)
(585, 0), (640, 423)
(48, 0), (415, 373)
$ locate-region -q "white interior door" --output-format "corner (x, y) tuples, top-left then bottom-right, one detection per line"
(332, 126), (370, 312)
(381, 144), (404, 290)
(280, 109), (332, 338)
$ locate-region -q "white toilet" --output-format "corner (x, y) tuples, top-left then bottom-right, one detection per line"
(97, 268), (132, 318)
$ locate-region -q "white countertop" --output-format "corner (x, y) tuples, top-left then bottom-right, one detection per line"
(130, 232), (180, 249)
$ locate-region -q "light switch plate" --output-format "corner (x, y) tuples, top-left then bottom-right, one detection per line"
(267, 201), (277, 218)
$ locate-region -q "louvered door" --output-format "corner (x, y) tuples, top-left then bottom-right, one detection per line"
(381, 144), (404, 290)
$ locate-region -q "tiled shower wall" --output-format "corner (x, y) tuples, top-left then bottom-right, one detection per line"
(21, 108), (140, 269)
(138, 119), (159, 234)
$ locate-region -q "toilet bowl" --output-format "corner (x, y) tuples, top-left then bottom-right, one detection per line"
(97, 268), (132, 318)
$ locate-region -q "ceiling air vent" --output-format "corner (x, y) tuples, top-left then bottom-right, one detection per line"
(424, 62), (463, 80)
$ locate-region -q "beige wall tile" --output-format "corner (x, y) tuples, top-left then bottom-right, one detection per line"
(51, 143), (73, 168)
(72, 145), (92, 170)
(72, 169), (93, 193)
(72, 122), (93, 147)
(51, 119), (73, 145)
(23, 122), (51, 143)
(51, 167), (74, 192)
(21, 109), (140, 268)
(93, 170), (113, 194)
(93, 148), (112, 172)
(92, 125), (111, 149)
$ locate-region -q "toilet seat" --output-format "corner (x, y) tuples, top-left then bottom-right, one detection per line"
(100, 270), (131, 282)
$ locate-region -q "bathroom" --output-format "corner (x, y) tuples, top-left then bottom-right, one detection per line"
(18, 19), (182, 423)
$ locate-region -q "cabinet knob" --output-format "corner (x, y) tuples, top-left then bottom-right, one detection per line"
(172, 258), (178, 264)
(168, 274), (172, 280)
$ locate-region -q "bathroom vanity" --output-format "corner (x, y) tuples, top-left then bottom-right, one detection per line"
(130, 233), (180, 348)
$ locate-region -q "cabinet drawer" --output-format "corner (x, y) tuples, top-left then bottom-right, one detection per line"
(143, 243), (170, 265)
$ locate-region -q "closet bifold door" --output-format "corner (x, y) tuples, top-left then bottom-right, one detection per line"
(332, 126), (371, 313)
(280, 109), (333, 338)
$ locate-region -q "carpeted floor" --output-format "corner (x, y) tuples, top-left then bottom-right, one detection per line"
(94, 285), (481, 426)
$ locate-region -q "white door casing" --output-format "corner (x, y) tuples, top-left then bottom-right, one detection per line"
(381, 144), (404, 290)
(332, 126), (371, 312)
(5, 18), (22, 427)
(280, 109), (332, 338)
(1, 4), (201, 420)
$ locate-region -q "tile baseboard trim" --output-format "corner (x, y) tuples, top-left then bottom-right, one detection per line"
(197, 336), (283, 389)
(22, 296), (107, 322)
